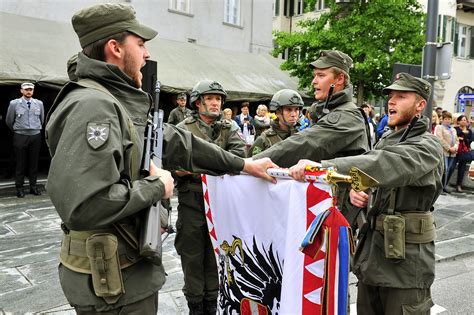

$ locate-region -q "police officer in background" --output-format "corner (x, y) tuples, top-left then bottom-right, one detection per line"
(290, 73), (443, 315)
(175, 80), (246, 314)
(253, 50), (370, 225)
(249, 89), (303, 156)
(45, 4), (275, 314)
(168, 92), (191, 125)
(6, 82), (45, 198)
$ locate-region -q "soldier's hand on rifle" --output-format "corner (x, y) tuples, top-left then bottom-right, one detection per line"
(244, 158), (278, 183)
(150, 161), (174, 199)
(349, 189), (369, 208)
(289, 159), (322, 182)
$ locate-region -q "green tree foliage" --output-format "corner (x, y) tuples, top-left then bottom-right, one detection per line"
(273, 0), (426, 103)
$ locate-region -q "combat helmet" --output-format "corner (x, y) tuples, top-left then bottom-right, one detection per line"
(190, 80), (227, 109)
(269, 89), (304, 112)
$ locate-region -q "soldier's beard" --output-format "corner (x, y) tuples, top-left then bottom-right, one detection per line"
(123, 52), (143, 88)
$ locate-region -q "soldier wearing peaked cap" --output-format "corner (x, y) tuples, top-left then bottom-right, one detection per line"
(168, 92), (192, 125)
(253, 49), (371, 226)
(6, 82), (45, 198)
(290, 73), (444, 315)
(45, 3), (275, 314)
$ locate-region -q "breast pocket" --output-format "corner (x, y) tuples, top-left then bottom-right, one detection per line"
(16, 108), (26, 117)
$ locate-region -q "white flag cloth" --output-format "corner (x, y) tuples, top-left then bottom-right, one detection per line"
(202, 174), (351, 315)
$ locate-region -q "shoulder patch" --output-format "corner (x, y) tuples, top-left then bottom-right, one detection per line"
(86, 122), (110, 149)
(326, 112), (341, 124)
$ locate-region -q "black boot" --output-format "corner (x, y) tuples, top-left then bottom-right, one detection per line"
(16, 188), (25, 198)
(188, 301), (204, 315)
(203, 300), (217, 315)
(30, 186), (41, 196)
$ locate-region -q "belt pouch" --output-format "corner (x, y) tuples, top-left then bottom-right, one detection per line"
(86, 233), (124, 304)
(383, 214), (405, 259)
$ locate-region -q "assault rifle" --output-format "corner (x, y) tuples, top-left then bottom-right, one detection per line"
(140, 81), (168, 265)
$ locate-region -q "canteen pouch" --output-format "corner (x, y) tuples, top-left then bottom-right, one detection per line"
(86, 233), (125, 304)
(383, 215), (405, 259)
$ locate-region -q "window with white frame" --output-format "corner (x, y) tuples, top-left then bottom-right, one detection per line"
(169, 0), (190, 13)
(224, 0), (241, 25)
(457, 24), (471, 58)
(316, 0), (327, 11)
(296, 0), (304, 15)
(273, 0), (280, 17)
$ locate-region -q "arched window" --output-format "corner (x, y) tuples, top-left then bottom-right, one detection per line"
(455, 85), (473, 113)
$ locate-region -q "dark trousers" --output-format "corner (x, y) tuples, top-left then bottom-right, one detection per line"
(74, 293), (158, 315)
(455, 157), (469, 186)
(357, 282), (433, 315)
(174, 191), (219, 304)
(442, 156), (456, 188)
(13, 133), (41, 189)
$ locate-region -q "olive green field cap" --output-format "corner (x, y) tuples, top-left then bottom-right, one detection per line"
(72, 3), (158, 48)
(309, 50), (353, 73)
(383, 72), (432, 101)
(177, 92), (187, 100)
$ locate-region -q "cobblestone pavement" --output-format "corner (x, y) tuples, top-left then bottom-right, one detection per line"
(0, 188), (473, 314)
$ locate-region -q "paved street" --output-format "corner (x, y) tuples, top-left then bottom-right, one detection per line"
(0, 186), (473, 314)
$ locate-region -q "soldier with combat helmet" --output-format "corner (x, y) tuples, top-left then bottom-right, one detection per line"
(174, 80), (246, 314)
(290, 73), (444, 315)
(249, 89), (303, 156)
(168, 92), (191, 125)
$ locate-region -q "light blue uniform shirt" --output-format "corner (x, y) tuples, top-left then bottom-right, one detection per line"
(6, 97), (44, 135)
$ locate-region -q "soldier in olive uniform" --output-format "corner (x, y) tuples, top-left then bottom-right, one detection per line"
(290, 73), (444, 315)
(249, 89), (303, 156)
(168, 92), (191, 125)
(45, 4), (275, 314)
(253, 50), (370, 225)
(174, 80), (246, 314)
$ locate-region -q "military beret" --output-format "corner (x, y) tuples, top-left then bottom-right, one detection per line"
(383, 73), (432, 101)
(72, 3), (158, 48)
(21, 82), (34, 89)
(310, 50), (353, 74)
(177, 93), (187, 100)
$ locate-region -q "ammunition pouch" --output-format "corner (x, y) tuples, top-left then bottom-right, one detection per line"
(86, 233), (125, 304)
(375, 211), (436, 244)
(60, 229), (141, 304)
(383, 214), (405, 259)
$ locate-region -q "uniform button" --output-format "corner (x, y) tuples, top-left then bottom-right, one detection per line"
(388, 229), (393, 232)
(100, 278), (107, 284)
(389, 245), (393, 249)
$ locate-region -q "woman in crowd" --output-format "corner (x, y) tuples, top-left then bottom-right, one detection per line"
(253, 104), (271, 137)
(223, 108), (240, 129)
(435, 111), (459, 192)
(454, 114), (473, 192)
(431, 110), (440, 133)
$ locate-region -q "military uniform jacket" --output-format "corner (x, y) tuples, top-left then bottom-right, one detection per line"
(249, 120), (298, 157)
(45, 53), (245, 310)
(6, 97), (44, 135)
(253, 86), (370, 221)
(323, 117), (444, 288)
(168, 106), (192, 125)
(175, 114), (246, 193)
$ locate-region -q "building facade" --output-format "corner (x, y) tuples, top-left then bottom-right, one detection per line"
(0, 0), (274, 54)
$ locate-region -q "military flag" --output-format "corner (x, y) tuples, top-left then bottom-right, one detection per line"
(202, 172), (352, 314)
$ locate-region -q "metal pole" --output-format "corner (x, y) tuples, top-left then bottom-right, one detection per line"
(422, 0), (438, 122)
